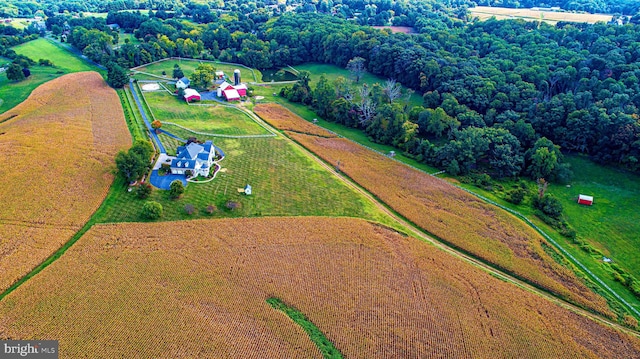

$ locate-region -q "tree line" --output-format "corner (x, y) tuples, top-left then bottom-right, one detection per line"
(32, 7), (640, 177)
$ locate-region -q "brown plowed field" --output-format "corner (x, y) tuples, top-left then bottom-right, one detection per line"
(0, 217), (637, 358)
(0, 71), (131, 291)
(254, 103), (337, 137)
(287, 132), (612, 316)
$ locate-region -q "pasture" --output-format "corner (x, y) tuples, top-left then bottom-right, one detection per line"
(549, 156), (640, 275)
(0, 72), (131, 292)
(132, 58), (261, 82)
(141, 90), (270, 136)
(469, 6), (613, 24)
(1, 217), (638, 358)
(286, 132), (612, 316)
(95, 135), (392, 227)
(1, 38), (98, 113)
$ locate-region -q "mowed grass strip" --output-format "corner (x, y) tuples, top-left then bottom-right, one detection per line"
(287, 133), (613, 316)
(1, 38), (98, 113)
(254, 103), (337, 138)
(142, 90), (270, 136)
(1, 217), (638, 358)
(0, 72), (131, 292)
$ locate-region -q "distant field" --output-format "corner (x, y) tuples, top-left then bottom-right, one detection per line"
(286, 132), (613, 316)
(142, 90), (270, 136)
(0, 38), (98, 113)
(549, 156), (640, 275)
(372, 25), (416, 34)
(292, 63), (423, 107)
(0, 72), (131, 292)
(1, 217), (638, 358)
(469, 6), (613, 24)
(133, 58), (261, 82)
(254, 103), (336, 137)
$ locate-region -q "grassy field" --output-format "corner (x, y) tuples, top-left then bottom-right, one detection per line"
(2, 217), (638, 358)
(141, 90), (270, 136)
(0, 72), (131, 292)
(95, 135), (393, 227)
(292, 63), (423, 107)
(133, 58), (261, 82)
(549, 156), (640, 274)
(0, 38), (98, 113)
(469, 6), (613, 24)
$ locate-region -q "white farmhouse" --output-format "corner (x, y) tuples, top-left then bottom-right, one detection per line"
(176, 77), (191, 89)
(170, 141), (215, 177)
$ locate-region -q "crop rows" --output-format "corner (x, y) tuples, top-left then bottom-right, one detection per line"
(0, 72), (131, 291)
(1, 217), (637, 358)
(287, 132), (612, 317)
(254, 103), (337, 137)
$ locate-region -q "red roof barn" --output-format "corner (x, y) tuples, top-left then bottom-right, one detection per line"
(183, 88), (201, 102)
(223, 88), (241, 101)
(577, 194), (593, 206)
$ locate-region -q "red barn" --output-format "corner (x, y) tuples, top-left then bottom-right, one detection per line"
(223, 88), (240, 101)
(234, 84), (248, 97)
(577, 194), (593, 206)
(183, 88), (201, 102)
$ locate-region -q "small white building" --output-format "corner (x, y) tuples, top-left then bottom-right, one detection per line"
(244, 184), (252, 195)
(176, 77), (191, 89)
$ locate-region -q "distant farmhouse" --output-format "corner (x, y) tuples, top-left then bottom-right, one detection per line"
(176, 77), (191, 89)
(170, 141), (215, 177)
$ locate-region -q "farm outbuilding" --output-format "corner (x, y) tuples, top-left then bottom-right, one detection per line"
(244, 184), (252, 195)
(577, 194), (594, 206)
(176, 77), (190, 89)
(183, 88), (201, 102)
(223, 88), (241, 101)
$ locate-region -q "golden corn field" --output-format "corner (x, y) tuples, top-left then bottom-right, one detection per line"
(0, 72), (131, 292)
(253, 103), (337, 137)
(0, 217), (638, 358)
(287, 133), (612, 316)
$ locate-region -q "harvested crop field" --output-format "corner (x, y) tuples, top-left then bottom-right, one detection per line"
(469, 6), (612, 24)
(0, 72), (131, 291)
(254, 103), (336, 137)
(287, 133), (612, 316)
(1, 217), (638, 358)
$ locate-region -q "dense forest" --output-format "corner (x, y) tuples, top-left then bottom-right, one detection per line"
(3, 0), (640, 180)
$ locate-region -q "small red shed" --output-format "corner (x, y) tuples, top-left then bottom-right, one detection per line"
(223, 88), (241, 101)
(577, 194), (593, 206)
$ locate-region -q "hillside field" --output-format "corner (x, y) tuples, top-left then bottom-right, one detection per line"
(254, 103), (336, 137)
(1, 38), (97, 113)
(1, 217), (638, 358)
(0, 72), (131, 292)
(286, 131), (612, 315)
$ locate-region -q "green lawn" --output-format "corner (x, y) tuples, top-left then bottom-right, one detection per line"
(292, 63), (423, 107)
(133, 58), (261, 82)
(95, 135), (394, 226)
(117, 32), (141, 45)
(548, 156), (640, 274)
(1, 38), (100, 113)
(13, 38), (96, 74)
(142, 90), (270, 136)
